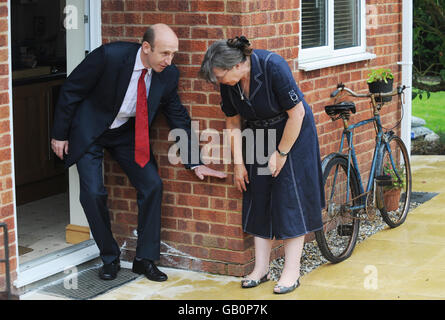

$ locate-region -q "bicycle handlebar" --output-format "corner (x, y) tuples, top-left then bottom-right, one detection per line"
(330, 83), (345, 97)
(330, 83), (408, 99)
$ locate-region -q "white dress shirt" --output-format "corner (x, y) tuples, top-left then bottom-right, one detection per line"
(110, 47), (152, 129)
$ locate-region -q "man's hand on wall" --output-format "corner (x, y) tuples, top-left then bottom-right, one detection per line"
(193, 165), (227, 180)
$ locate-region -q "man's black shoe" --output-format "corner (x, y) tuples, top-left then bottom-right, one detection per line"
(132, 258), (168, 282)
(99, 259), (120, 280)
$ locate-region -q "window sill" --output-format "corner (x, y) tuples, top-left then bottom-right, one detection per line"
(298, 52), (376, 72)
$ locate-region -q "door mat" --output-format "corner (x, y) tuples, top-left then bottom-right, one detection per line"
(18, 246), (33, 255)
(40, 266), (140, 300)
(411, 191), (439, 204)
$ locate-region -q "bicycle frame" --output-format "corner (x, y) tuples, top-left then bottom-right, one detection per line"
(332, 113), (403, 213)
(327, 85), (407, 213)
(338, 115), (384, 210)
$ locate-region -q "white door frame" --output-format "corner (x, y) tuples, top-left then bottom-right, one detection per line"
(14, 0), (102, 288)
(67, 0), (103, 232)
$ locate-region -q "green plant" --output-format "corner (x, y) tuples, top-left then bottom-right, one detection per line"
(367, 68), (394, 84)
(383, 162), (406, 190)
(413, 0), (445, 92)
(412, 87), (431, 100)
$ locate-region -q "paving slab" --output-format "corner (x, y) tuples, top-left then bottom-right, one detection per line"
(21, 155), (445, 300)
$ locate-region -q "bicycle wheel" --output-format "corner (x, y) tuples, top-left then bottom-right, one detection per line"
(377, 135), (412, 227)
(315, 155), (361, 263)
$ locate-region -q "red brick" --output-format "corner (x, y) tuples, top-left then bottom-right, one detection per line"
(178, 219), (210, 233)
(102, 0), (125, 11)
(210, 224), (243, 238)
(163, 181), (192, 193)
(0, 134), (10, 148)
(161, 230), (193, 244)
(177, 194), (209, 207)
(209, 248), (251, 264)
(0, 148), (11, 162)
(162, 205), (192, 218)
(177, 244), (209, 259)
(191, 27), (224, 39)
(142, 13), (174, 25)
(175, 13), (208, 26)
(208, 14), (241, 26)
(158, 0), (190, 11)
(161, 217), (177, 229)
(125, 0), (157, 11)
(191, 1), (225, 12)
(114, 212), (138, 225)
(193, 184), (226, 197)
(193, 234), (226, 248)
(193, 208), (226, 223)
(227, 1), (242, 13)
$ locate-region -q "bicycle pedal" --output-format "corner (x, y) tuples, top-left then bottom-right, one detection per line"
(337, 224), (354, 236)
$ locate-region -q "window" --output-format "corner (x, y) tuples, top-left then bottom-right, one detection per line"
(301, 0), (327, 49)
(299, 0), (375, 71)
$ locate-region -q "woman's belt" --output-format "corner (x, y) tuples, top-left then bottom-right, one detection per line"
(246, 113), (288, 128)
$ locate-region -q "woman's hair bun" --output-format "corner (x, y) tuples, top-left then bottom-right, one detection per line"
(227, 36), (252, 56)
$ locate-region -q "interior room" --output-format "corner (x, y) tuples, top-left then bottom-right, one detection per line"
(11, 0), (70, 264)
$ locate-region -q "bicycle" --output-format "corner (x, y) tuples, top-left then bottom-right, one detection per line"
(314, 83), (412, 263)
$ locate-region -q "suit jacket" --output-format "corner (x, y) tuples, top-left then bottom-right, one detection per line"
(52, 41), (198, 169)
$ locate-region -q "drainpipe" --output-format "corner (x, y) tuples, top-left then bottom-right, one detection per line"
(397, 0), (413, 156)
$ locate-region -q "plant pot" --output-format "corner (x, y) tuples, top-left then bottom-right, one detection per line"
(383, 188), (401, 211)
(368, 78), (393, 102)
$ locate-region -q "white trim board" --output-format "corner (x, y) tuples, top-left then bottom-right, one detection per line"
(14, 240), (99, 288)
(298, 52), (376, 71)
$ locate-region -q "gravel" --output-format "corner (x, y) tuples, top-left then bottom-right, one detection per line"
(269, 200), (424, 281)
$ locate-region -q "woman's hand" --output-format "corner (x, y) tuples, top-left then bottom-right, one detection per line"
(268, 151), (287, 178)
(234, 163), (249, 192)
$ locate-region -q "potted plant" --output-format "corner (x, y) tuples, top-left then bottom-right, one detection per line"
(382, 162), (406, 211)
(367, 68), (394, 103)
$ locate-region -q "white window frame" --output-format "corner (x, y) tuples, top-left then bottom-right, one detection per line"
(298, 0), (375, 71)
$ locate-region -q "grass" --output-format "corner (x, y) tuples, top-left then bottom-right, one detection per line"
(412, 90), (445, 133)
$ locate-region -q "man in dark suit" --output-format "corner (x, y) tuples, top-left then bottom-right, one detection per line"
(51, 24), (226, 281)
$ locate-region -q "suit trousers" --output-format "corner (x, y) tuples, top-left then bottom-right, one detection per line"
(76, 118), (162, 265)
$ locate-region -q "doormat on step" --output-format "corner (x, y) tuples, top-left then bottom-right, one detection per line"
(411, 191), (439, 204)
(18, 246), (33, 255)
(40, 266), (140, 300)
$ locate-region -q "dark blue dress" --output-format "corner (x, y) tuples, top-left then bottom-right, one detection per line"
(220, 49), (324, 240)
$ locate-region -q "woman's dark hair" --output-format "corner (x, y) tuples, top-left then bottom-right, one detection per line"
(226, 36), (253, 56)
(199, 36), (253, 84)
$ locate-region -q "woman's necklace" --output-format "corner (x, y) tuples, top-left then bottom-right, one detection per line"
(237, 60), (251, 101)
(237, 83), (245, 100)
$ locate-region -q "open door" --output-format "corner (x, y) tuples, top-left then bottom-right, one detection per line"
(12, 0), (101, 288)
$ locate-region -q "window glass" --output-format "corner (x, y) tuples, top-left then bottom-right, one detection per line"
(334, 0), (360, 49)
(302, 0), (327, 49)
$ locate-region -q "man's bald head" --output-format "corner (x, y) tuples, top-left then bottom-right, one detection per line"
(142, 24), (177, 50)
(140, 24), (179, 73)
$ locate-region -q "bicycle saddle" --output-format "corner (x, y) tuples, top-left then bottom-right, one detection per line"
(324, 101), (356, 117)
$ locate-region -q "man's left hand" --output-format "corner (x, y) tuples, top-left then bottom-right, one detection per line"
(193, 165), (227, 180)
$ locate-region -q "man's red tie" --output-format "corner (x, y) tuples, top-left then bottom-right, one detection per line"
(135, 68), (150, 167)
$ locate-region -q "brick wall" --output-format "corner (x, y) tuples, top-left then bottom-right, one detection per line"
(100, 0), (402, 276)
(0, 1), (16, 295)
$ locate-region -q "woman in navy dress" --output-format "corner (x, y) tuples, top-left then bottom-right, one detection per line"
(199, 37), (324, 294)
